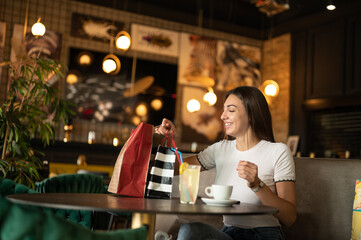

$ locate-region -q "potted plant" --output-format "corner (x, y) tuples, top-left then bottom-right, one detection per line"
(0, 56), (74, 188)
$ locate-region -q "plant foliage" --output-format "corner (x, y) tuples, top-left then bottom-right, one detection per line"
(0, 57), (74, 188)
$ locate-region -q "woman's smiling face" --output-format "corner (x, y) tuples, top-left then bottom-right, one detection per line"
(221, 94), (250, 138)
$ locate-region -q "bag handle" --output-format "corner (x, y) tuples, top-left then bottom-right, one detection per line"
(170, 132), (182, 165)
(160, 130), (171, 147)
(160, 131), (182, 165)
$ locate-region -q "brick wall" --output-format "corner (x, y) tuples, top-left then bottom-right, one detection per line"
(261, 33), (291, 143)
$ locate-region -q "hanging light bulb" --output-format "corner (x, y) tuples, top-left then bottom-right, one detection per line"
(102, 54), (121, 75)
(66, 73), (78, 85)
(135, 103), (148, 117)
(187, 99), (201, 113)
(203, 88), (217, 106)
(262, 80), (279, 97)
(150, 99), (163, 111)
(31, 18), (46, 36)
(326, 1), (336, 10)
(77, 51), (93, 66)
(115, 31), (131, 51)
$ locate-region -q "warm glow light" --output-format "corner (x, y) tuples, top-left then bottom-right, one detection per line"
(113, 138), (119, 146)
(103, 59), (117, 73)
(115, 31), (131, 50)
(203, 88), (217, 106)
(262, 80), (279, 97)
(326, 4), (336, 10)
(150, 99), (163, 111)
(31, 21), (46, 36)
(136, 103), (147, 117)
(102, 54), (121, 75)
(66, 73), (78, 85)
(187, 99), (201, 113)
(265, 84), (277, 96)
(132, 116), (141, 125)
(78, 53), (92, 65)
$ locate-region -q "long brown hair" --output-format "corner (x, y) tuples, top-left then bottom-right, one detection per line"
(225, 86), (275, 142)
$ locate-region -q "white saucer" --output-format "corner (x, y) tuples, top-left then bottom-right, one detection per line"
(201, 198), (240, 206)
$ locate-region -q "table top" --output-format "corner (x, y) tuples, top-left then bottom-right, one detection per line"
(7, 193), (278, 216)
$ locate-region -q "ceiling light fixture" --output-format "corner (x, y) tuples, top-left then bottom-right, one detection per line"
(262, 80), (279, 97)
(187, 99), (201, 113)
(262, 17), (280, 99)
(77, 51), (93, 66)
(326, 1), (336, 11)
(203, 87), (217, 106)
(31, 17), (46, 36)
(115, 31), (131, 51)
(102, 53), (121, 74)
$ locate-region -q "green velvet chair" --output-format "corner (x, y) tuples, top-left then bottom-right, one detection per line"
(0, 196), (147, 240)
(35, 173), (108, 229)
(0, 177), (38, 196)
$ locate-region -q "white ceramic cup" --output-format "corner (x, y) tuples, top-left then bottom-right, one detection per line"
(204, 184), (233, 200)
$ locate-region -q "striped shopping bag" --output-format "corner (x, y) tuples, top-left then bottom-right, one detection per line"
(146, 132), (181, 199)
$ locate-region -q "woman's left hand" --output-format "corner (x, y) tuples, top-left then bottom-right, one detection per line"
(236, 160), (261, 189)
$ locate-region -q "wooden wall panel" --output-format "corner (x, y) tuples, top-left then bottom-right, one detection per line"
(346, 16), (361, 95)
(306, 20), (345, 99)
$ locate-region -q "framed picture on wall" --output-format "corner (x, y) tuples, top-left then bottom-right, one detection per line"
(287, 135), (300, 156)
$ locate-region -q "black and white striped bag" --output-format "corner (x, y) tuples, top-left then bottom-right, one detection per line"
(146, 133), (180, 199)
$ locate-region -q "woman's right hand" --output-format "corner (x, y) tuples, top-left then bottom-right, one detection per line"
(155, 118), (176, 136)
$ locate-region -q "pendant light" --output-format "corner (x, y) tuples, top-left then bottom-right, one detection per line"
(31, 18), (46, 36)
(102, 37), (121, 75)
(115, 31), (131, 51)
(263, 17), (279, 98)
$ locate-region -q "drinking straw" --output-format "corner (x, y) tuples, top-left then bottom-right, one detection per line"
(181, 172), (194, 203)
(171, 148), (183, 165)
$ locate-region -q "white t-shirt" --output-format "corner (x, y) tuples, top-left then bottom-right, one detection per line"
(197, 139), (296, 228)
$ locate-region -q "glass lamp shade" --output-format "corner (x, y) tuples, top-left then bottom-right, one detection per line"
(203, 88), (217, 106)
(31, 22), (46, 36)
(326, 4), (336, 10)
(187, 99), (201, 113)
(102, 54), (121, 75)
(262, 80), (279, 97)
(66, 73), (78, 85)
(136, 103), (148, 117)
(115, 31), (131, 50)
(77, 51), (93, 65)
(150, 99), (163, 111)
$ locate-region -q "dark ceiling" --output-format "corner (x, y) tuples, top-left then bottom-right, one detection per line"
(77, 0), (360, 39)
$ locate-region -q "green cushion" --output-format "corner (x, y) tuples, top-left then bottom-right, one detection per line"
(0, 196), (147, 240)
(35, 174), (108, 229)
(0, 178), (37, 197)
(35, 173), (107, 193)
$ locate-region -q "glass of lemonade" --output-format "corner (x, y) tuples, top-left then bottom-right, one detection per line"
(179, 164), (200, 204)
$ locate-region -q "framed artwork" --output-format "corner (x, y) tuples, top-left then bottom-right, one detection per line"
(176, 33), (262, 146)
(178, 33), (217, 87)
(131, 24), (179, 57)
(66, 47), (177, 125)
(71, 13), (124, 42)
(287, 135), (300, 156)
(178, 85), (225, 144)
(216, 40), (261, 91)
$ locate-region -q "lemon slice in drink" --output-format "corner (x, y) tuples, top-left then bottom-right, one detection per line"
(179, 162), (188, 175)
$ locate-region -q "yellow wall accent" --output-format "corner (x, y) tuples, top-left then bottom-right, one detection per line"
(49, 163), (114, 177)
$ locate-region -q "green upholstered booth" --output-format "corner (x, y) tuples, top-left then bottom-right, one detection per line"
(0, 178), (37, 196)
(35, 173), (107, 194)
(35, 173), (108, 229)
(0, 196), (147, 240)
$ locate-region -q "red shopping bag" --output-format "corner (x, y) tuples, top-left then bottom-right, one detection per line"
(108, 122), (153, 197)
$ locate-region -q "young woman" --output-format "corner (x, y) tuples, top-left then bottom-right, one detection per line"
(155, 86), (297, 240)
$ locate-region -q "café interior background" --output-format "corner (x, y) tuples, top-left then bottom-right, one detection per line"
(0, 0), (360, 157)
